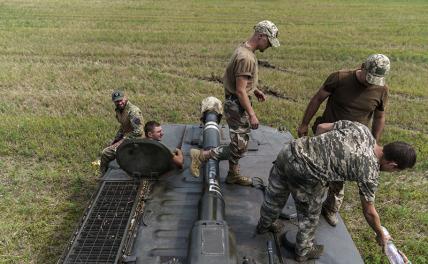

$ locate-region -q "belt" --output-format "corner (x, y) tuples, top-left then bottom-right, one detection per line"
(225, 94), (252, 101)
(225, 94), (238, 101)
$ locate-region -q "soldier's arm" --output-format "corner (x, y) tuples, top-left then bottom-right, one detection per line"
(128, 110), (144, 138)
(371, 110), (385, 142)
(360, 196), (389, 249)
(315, 122), (334, 135)
(112, 130), (124, 144)
(236, 76), (259, 129)
(297, 87), (331, 137)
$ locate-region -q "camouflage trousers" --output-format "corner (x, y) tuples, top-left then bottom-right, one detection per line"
(210, 99), (250, 164)
(100, 139), (124, 175)
(259, 144), (328, 257)
(323, 182), (345, 213)
(311, 122), (345, 213)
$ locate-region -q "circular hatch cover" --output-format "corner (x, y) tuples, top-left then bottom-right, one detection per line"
(116, 138), (173, 178)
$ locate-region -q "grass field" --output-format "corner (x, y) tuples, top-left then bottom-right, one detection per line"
(0, 0), (427, 263)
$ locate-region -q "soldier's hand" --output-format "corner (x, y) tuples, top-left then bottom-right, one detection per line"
(254, 89), (266, 102)
(174, 148), (183, 157)
(249, 114), (259, 129)
(172, 148), (184, 169)
(297, 124), (308, 137)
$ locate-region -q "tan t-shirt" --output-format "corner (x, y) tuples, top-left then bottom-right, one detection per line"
(313, 70), (388, 131)
(223, 43), (258, 96)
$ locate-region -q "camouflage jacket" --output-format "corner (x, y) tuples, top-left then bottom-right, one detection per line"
(114, 101), (144, 140)
(291, 120), (379, 202)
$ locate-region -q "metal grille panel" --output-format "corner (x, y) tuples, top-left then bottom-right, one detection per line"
(64, 181), (139, 264)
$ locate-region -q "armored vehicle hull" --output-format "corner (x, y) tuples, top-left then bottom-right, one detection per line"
(60, 124), (363, 264)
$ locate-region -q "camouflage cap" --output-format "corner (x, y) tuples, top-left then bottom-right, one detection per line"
(364, 54), (390, 86)
(111, 90), (125, 101)
(254, 20), (280, 48)
(201, 96), (223, 115)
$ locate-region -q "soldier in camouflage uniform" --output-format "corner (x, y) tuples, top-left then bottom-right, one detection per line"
(99, 91), (144, 176)
(257, 120), (416, 262)
(190, 21), (280, 186)
(297, 54), (391, 226)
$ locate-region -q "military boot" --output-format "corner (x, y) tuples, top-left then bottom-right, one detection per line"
(295, 244), (324, 262)
(322, 207), (338, 227)
(190, 149), (208, 177)
(256, 220), (285, 234)
(226, 164), (252, 186)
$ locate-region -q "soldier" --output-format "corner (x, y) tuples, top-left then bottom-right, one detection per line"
(190, 20), (280, 186)
(144, 120), (184, 169)
(297, 54), (391, 226)
(99, 90), (144, 176)
(257, 120), (416, 262)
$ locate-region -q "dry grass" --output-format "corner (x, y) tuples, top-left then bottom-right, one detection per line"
(0, 0), (427, 263)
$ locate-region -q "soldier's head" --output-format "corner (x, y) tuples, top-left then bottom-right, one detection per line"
(251, 20), (280, 52)
(380, 141), (416, 172)
(144, 120), (164, 141)
(112, 90), (128, 110)
(361, 54), (390, 86)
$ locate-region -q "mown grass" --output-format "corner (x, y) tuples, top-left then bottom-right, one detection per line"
(0, 0), (426, 263)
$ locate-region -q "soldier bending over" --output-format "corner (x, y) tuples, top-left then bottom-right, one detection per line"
(257, 120), (416, 262)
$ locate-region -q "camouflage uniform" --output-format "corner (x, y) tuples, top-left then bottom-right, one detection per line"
(210, 98), (251, 163)
(259, 121), (379, 257)
(100, 101), (144, 175)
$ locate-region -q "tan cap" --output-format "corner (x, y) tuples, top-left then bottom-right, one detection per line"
(201, 96), (223, 115)
(254, 20), (280, 48)
(364, 54), (390, 86)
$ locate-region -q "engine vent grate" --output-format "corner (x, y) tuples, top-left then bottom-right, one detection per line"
(64, 181), (139, 264)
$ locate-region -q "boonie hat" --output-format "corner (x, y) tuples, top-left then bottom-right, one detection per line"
(254, 20), (280, 48)
(112, 90), (125, 101)
(364, 54), (390, 86)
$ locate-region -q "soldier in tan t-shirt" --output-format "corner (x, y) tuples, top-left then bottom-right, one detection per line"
(190, 20), (280, 186)
(297, 54), (391, 226)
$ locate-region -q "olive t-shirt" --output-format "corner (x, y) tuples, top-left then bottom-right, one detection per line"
(223, 43), (258, 96)
(313, 70), (388, 131)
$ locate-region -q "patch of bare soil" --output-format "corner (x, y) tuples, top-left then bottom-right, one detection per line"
(258, 60), (291, 73)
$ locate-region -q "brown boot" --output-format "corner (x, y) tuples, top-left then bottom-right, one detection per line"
(226, 164), (252, 186)
(295, 244), (324, 262)
(190, 149), (209, 177)
(256, 220), (285, 234)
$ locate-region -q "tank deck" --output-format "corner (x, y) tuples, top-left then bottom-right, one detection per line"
(121, 124), (363, 264)
(63, 124), (364, 264)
